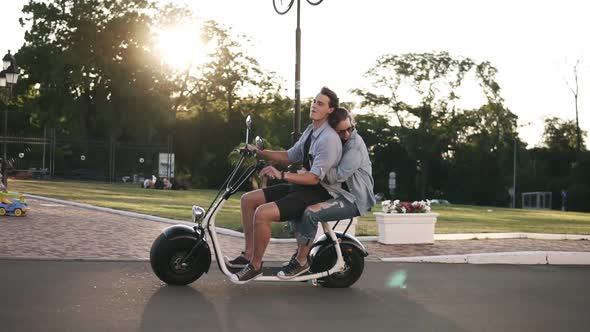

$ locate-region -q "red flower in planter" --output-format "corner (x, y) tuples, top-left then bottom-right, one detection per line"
(401, 202), (414, 213)
(381, 200), (432, 213)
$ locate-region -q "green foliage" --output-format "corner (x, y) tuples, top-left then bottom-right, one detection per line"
(567, 153), (590, 211)
(14, 1), (292, 188)
(447, 143), (509, 206)
(354, 52), (506, 199)
(508, 119), (590, 212)
(18, 0), (172, 141)
(542, 117), (587, 151)
(169, 21), (292, 188)
(10, 2), (589, 211)
(464, 103), (519, 150)
(354, 113), (416, 200)
(441, 102), (520, 206)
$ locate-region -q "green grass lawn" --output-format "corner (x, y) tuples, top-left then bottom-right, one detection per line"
(10, 179), (590, 237)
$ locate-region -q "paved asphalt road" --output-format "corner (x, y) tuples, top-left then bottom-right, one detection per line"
(1, 260), (589, 332)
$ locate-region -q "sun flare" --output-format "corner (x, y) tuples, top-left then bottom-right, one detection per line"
(156, 23), (205, 71)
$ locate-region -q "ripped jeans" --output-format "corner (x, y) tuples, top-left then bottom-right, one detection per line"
(288, 197), (360, 246)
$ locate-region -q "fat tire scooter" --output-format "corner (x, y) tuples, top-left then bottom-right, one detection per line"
(149, 115), (368, 288)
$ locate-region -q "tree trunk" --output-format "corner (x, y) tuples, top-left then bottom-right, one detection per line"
(415, 159), (427, 199)
(575, 93), (581, 153)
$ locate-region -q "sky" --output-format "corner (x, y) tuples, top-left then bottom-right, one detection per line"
(2, 0), (589, 147)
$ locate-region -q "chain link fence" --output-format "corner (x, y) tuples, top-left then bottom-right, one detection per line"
(2, 111), (169, 184)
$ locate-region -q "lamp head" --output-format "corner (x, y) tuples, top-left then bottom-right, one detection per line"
(2, 50), (16, 70)
(4, 65), (19, 85)
(0, 70), (6, 87)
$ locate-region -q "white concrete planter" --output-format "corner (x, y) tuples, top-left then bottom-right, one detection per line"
(315, 218), (357, 239)
(374, 212), (438, 244)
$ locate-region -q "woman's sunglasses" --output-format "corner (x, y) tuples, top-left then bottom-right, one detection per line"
(337, 125), (355, 135)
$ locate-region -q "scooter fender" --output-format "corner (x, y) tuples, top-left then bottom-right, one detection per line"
(308, 232), (368, 273)
(162, 224), (201, 241)
(161, 224), (211, 273)
(311, 232), (369, 257)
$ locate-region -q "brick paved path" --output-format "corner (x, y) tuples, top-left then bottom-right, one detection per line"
(1, 199), (589, 261)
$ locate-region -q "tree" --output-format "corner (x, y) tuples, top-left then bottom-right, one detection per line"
(16, 1), (295, 185)
(18, 0), (173, 142)
(542, 117), (587, 151)
(169, 21), (291, 187)
(439, 102), (520, 206)
(514, 117), (589, 212)
(463, 103), (519, 152)
(354, 113), (416, 200)
(565, 59), (583, 153)
(353, 52), (503, 199)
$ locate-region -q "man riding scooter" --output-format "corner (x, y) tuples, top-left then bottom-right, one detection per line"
(150, 103), (369, 288)
(226, 86), (343, 284)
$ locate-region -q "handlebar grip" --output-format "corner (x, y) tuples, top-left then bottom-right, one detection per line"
(255, 160), (267, 171)
(239, 147), (254, 157)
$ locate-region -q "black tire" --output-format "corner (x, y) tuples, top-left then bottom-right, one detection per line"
(317, 244), (364, 288)
(149, 234), (210, 286)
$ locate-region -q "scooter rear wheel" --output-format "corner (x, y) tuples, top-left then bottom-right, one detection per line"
(315, 244), (365, 288)
(150, 234), (210, 286)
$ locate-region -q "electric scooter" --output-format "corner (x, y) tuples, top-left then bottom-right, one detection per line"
(149, 115), (368, 288)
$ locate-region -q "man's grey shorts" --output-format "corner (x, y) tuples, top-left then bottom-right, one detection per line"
(289, 197), (360, 246)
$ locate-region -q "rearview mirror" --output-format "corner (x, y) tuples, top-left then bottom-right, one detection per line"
(255, 136), (264, 151)
(245, 115), (253, 146)
(246, 115), (252, 130)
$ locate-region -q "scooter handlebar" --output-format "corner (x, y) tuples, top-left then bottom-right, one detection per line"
(255, 160), (267, 171)
(239, 146), (261, 158)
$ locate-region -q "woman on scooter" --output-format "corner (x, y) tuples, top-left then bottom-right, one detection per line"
(277, 107), (376, 279)
(227, 87), (344, 284)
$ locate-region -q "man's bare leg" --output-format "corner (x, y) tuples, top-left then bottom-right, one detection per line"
(295, 201), (333, 264)
(296, 244), (312, 265)
(240, 190), (266, 259)
(250, 202), (281, 270)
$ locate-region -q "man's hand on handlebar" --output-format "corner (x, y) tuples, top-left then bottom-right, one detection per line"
(259, 166), (282, 180)
(246, 144), (258, 155)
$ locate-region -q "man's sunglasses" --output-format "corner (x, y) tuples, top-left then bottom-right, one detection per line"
(337, 125), (355, 135)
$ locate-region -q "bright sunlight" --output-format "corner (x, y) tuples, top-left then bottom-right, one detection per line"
(155, 23), (206, 71)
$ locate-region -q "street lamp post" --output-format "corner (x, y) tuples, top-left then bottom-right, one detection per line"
(510, 123), (531, 209)
(273, 0), (324, 143)
(0, 50), (20, 188)
(512, 138), (517, 208)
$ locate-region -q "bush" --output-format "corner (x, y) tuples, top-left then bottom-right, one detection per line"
(566, 184), (590, 212)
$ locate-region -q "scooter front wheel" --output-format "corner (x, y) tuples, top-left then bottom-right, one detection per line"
(150, 234), (211, 286)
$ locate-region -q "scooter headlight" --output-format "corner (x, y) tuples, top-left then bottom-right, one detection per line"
(192, 205), (206, 223)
